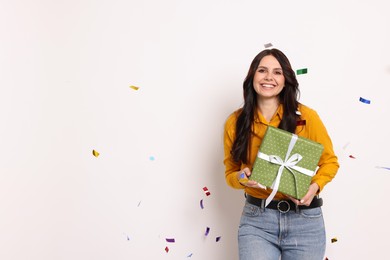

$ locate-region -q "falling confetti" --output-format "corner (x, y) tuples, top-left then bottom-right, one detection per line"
(166, 238), (175, 243)
(296, 68), (308, 75)
(200, 199), (204, 209)
(375, 166), (390, 171)
(331, 237), (338, 243)
(349, 155), (356, 159)
(137, 201), (141, 207)
(216, 236), (221, 242)
(203, 187), (211, 196)
(187, 253), (193, 257)
(296, 120), (306, 126)
(127, 235), (130, 241)
(165, 246), (169, 253)
(205, 227), (210, 236)
(149, 156), (155, 161)
(264, 43), (273, 48)
(92, 150), (100, 157)
(342, 142), (350, 150)
(359, 97), (371, 104)
(129, 85), (139, 90)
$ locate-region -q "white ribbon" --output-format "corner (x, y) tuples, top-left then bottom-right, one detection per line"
(257, 134), (315, 206)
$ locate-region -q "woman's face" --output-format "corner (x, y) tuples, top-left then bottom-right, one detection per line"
(252, 55), (285, 101)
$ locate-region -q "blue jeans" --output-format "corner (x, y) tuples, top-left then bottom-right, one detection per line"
(238, 201), (326, 260)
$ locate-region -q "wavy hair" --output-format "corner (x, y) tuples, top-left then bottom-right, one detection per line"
(231, 49), (300, 163)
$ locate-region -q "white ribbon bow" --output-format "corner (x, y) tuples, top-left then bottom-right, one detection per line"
(257, 134), (315, 206)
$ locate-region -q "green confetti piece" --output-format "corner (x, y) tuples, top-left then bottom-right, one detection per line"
(296, 68), (308, 75)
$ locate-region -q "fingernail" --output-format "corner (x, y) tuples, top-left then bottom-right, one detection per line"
(300, 200), (305, 203)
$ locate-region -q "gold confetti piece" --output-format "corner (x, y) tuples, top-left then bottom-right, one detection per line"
(129, 85), (139, 90)
(92, 150), (100, 157)
(331, 237), (338, 243)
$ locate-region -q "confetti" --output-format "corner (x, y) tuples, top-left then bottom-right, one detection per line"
(165, 246), (169, 253)
(203, 187), (211, 196)
(296, 68), (308, 75)
(342, 142), (350, 150)
(129, 85), (139, 90)
(331, 237), (338, 243)
(264, 43), (273, 48)
(127, 235), (130, 241)
(205, 227), (210, 236)
(375, 166), (390, 171)
(149, 156), (155, 161)
(137, 201), (141, 207)
(359, 97), (371, 104)
(92, 150), (100, 157)
(349, 155), (356, 159)
(187, 253), (193, 257)
(296, 120), (306, 126)
(166, 238), (175, 243)
(216, 236), (221, 242)
(200, 199), (204, 209)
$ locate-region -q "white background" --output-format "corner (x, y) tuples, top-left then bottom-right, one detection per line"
(1, 0), (390, 259)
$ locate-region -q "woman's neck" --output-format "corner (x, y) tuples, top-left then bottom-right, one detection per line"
(257, 99), (280, 122)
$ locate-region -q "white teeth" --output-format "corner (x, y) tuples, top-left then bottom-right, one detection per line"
(262, 84), (274, 88)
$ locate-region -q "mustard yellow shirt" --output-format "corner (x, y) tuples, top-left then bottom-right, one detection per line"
(223, 103), (339, 200)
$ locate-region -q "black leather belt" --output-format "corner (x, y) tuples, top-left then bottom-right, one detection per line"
(246, 194), (323, 213)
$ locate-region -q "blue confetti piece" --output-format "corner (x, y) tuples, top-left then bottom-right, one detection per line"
(166, 238), (175, 243)
(376, 166), (390, 171)
(205, 227), (210, 236)
(359, 97), (371, 104)
(149, 156), (155, 161)
(187, 253), (193, 257)
(200, 199), (204, 209)
(216, 236), (221, 242)
(239, 172), (245, 179)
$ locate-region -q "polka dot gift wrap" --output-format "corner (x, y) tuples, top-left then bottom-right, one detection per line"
(251, 126), (324, 200)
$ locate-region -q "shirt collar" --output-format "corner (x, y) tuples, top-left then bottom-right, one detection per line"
(254, 104), (284, 124)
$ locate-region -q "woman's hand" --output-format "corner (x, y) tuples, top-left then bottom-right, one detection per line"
(289, 182), (319, 206)
(237, 167), (267, 189)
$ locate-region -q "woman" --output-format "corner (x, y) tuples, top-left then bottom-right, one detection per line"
(223, 48), (339, 260)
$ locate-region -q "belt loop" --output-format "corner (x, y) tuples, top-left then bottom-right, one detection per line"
(295, 204), (300, 213)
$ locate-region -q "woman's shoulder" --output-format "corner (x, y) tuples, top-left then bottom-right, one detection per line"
(224, 108), (242, 130)
(297, 103), (319, 118)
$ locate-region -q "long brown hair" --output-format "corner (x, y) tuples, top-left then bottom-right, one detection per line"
(231, 49), (300, 163)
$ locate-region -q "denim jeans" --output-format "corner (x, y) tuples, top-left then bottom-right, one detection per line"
(238, 201), (326, 260)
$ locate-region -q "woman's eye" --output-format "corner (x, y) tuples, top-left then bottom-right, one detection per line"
(258, 69), (266, 73)
(274, 71), (283, 75)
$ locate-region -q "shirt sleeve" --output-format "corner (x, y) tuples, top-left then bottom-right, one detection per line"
(306, 110), (340, 192)
(223, 113), (245, 189)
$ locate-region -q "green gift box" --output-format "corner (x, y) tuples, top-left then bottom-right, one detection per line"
(251, 126), (324, 200)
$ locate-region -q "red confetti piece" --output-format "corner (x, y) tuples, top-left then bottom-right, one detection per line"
(203, 186), (211, 196)
(296, 120), (306, 126)
(216, 236), (221, 242)
(165, 246), (169, 253)
(349, 155), (356, 159)
(166, 238), (175, 243)
(205, 227), (210, 236)
(200, 199), (204, 209)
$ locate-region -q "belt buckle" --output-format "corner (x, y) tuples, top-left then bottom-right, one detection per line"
(277, 200), (290, 213)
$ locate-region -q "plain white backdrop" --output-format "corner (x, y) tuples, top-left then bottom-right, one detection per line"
(1, 0), (390, 259)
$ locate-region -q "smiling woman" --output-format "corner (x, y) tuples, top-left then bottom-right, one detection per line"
(223, 48), (339, 260)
